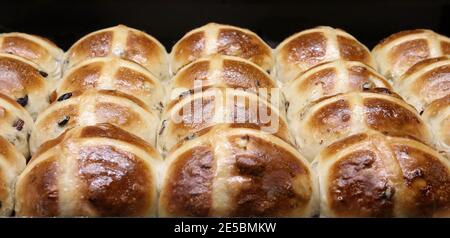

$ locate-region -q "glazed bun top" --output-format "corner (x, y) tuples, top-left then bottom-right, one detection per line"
(317, 131), (450, 217)
(396, 56), (450, 112)
(372, 29), (450, 81)
(16, 123), (162, 217)
(57, 56), (165, 113)
(284, 60), (391, 119)
(0, 53), (51, 119)
(64, 25), (169, 80)
(275, 26), (375, 83)
(159, 126), (318, 217)
(0, 32), (63, 81)
(170, 23), (273, 74)
(158, 88), (291, 154)
(422, 95), (450, 158)
(30, 89), (159, 155)
(290, 89), (430, 160)
(169, 54), (277, 100)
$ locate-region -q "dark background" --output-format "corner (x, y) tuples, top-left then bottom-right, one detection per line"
(1, 0), (449, 51)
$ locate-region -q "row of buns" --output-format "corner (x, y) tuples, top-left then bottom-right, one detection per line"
(0, 23), (448, 217)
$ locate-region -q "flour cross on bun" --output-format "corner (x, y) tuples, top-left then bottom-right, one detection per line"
(171, 23), (273, 75)
(64, 25), (169, 81)
(372, 29), (450, 81)
(160, 126), (318, 217)
(16, 123), (162, 217)
(0, 32), (63, 83)
(275, 26), (375, 83)
(30, 90), (159, 155)
(0, 53), (51, 119)
(316, 131), (450, 217)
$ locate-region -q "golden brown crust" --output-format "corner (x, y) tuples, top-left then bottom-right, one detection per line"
(74, 145), (154, 216)
(15, 156), (60, 216)
(0, 135), (26, 216)
(16, 124), (161, 217)
(0, 32), (63, 79)
(328, 150), (394, 217)
(336, 36), (373, 64)
(158, 88), (291, 154)
(291, 91), (429, 160)
(68, 31), (113, 62)
(284, 60), (392, 122)
(227, 135), (312, 216)
(375, 29), (428, 47)
(217, 29), (272, 69)
(171, 23), (273, 74)
(396, 56), (450, 111)
(318, 131), (450, 217)
(275, 26), (374, 83)
(65, 25), (168, 80)
(56, 57), (164, 113)
(30, 90), (159, 155)
(160, 127), (317, 217)
(363, 98), (423, 140)
(372, 29), (450, 81)
(169, 55), (277, 102)
(79, 123), (158, 157)
(422, 95), (450, 158)
(161, 145), (215, 216)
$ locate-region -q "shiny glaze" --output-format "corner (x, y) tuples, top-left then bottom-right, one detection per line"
(0, 53), (49, 119)
(158, 88), (291, 154)
(160, 128), (316, 217)
(372, 29), (450, 80)
(171, 23), (273, 73)
(58, 57), (164, 112)
(284, 60), (391, 121)
(275, 26), (374, 83)
(16, 124), (161, 217)
(170, 55), (276, 101)
(65, 25), (168, 80)
(30, 90), (159, 155)
(0, 92), (34, 158)
(292, 90), (429, 160)
(396, 56), (450, 111)
(318, 132), (450, 217)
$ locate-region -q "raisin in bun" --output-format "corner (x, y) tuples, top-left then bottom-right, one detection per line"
(372, 29), (450, 81)
(422, 95), (450, 158)
(316, 131), (450, 217)
(169, 55), (277, 101)
(395, 56), (450, 112)
(16, 123), (162, 217)
(291, 89), (430, 161)
(158, 88), (290, 154)
(0, 53), (51, 119)
(56, 57), (165, 113)
(30, 90), (159, 155)
(170, 23), (273, 74)
(275, 26), (375, 83)
(0, 32), (63, 82)
(0, 93), (33, 158)
(284, 60), (391, 120)
(159, 126), (318, 217)
(0, 136), (26, 216)
(64, 25), (169, 81)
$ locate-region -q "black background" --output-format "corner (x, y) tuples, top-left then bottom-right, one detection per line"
(1, 0), (449, 51)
